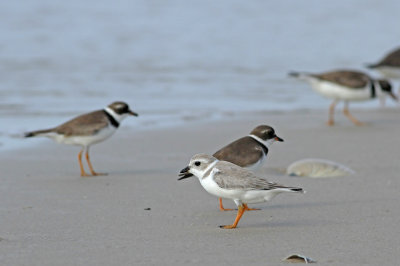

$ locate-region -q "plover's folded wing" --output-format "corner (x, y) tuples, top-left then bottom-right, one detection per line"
(212, 161), (281, 191)
(314, 71), (370, 88)
(55, 110), (110, 136)
(213, 136), (266, 166)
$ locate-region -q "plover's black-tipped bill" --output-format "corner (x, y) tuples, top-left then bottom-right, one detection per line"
(129, 110), (139, 116)
(178, 166), (193, 180)
(274, 135), (284, 142)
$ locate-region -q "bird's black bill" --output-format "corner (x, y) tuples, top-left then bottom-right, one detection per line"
(178, 166), (193, 180)
(129, 110), (139, 116)
(274, 135), (284, 142)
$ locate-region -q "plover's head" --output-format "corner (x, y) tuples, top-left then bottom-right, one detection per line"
(250, 125), (284, 147)
(106, 101), (138, 122)
(377, 79), (398, 101)
(178, 154), (218, 180)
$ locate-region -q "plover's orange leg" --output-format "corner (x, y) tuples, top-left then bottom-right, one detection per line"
(343, 102), (364, 126)
(219, 198), (234, 211)
(220, 204), (246, 229)
(85, 148), (107, 176)
(78, 149), (90, 177)
(327, 100), (338, 126)
(243, 203), (260, 211)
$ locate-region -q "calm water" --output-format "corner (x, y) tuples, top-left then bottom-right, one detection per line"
(1, 0), (399, 150)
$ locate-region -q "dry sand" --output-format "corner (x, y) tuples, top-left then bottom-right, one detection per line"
(0, 108), (399, 265)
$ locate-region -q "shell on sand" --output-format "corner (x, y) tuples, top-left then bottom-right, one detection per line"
(283, 254), (316, 263)
(287, 158), (354, 178)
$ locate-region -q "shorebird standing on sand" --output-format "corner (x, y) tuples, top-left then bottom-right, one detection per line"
(289, 70), (397, 126)
(212, 125), (283, 211)
(178, 154), (304, 229)
(25, 101), (138, 176)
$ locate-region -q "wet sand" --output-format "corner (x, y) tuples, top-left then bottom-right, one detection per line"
(0, 108), (399, 265)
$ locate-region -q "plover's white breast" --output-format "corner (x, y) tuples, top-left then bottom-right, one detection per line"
(199, 168), (243, 200)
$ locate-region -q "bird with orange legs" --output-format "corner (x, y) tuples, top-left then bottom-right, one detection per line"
(25, 101), (138, 176)
(179, 154), (304, 229)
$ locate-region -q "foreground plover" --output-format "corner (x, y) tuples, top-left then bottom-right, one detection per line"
(178, 154), (303, 229)
(25, 101), (138, 176)
(289, 70), (397, 125)
(213, 125), (283, 211)
(366, 47), (400, 79)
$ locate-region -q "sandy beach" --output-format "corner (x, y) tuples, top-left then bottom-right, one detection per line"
(0, 108), (399, 265)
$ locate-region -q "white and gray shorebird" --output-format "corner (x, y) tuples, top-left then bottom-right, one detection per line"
(25, 101), (138, 177)
(213, 125), (284, 211)
(289, 70), (398, 126)
(366, 47), (400, 79)
(178, 154), (304, 229)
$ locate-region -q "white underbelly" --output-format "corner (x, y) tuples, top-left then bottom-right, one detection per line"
(377, 66), (400, 79)
(310, 80), (371, 101)
(49, 126), (116, 147)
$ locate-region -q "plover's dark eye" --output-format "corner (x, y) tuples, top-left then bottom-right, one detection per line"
(194, 161), (201, 166)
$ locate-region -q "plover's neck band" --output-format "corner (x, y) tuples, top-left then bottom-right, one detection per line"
(248, 134), (269, 152)
(103, 109), (120, 128)
(202, 160), (218, 179)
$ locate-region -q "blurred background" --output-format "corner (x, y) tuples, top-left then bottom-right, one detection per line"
(1, 0), (399, 149)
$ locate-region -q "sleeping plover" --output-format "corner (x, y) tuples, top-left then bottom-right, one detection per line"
(289, 70), (398, 125)
(178, 154), (304, 229)
(25, 101), (138, 176)
(213, 125), (283, 211)
(366, 47), (400, 79)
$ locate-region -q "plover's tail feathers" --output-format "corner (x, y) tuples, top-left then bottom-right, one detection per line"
(272, 186), (305, 194)
(282, 187), (304, 193)
(365, 62), (379, 69)
(288, 71), (301, 78)
(24, 128), (54, 138)
(289, 187), (304, 193)
(288, 71), (312, 79)
(262, 186), (304, 202)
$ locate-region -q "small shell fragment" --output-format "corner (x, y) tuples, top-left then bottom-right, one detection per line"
(287, 158), (354, 178)
(283, 254), (316, 263)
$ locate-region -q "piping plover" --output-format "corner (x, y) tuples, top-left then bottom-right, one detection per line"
(213, 125), (283, 211)
(25, 101), (138, 176)
(178, 154), (304, 229)
(289, 70), (398, 125)
(367, 47), (400, 79)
